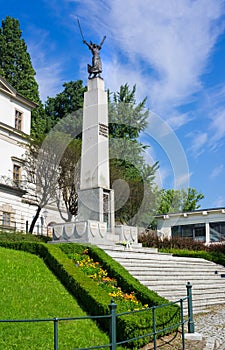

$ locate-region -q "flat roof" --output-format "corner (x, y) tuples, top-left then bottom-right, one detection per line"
(155, 207), (225, 218)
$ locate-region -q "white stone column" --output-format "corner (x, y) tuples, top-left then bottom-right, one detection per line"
(80, 78), (109, 190)
(78, 78), (115, 233)
(205, 221), (210, 244)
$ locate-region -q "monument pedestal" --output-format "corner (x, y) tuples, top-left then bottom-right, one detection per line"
(52, 220), (119, 244)
(78, 187), (115, 233)
(52, 220), (138, 245)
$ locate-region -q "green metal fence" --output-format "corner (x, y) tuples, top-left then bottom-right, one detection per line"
(0, 282), (195, 349)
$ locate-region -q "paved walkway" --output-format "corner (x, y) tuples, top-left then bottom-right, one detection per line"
(194, 305), (225, 350)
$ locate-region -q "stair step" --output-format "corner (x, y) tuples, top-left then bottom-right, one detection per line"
(99, 244), (225, 314)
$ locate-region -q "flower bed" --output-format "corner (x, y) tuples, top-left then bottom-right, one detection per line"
(68, 248), (148, 311)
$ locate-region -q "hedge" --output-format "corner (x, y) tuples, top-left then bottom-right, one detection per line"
(59, 243), (180, 346)
(164, 248), (225, 267)
(0, 241), (180, 349)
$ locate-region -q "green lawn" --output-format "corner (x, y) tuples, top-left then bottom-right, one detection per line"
(0, 247), (110, 349)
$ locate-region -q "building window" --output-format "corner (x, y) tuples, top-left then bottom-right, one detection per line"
(209, 222), (225, 242)
(2, 212), (11, 227)
(172, 223), (206, 242)
(15, 110), (23, 131)
(13, 164), (21, 184)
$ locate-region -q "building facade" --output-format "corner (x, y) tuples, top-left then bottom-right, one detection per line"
(0, 75), (61, 234)
(156, 207), (225, 244)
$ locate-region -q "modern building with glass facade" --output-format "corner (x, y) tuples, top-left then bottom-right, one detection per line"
(156, 208), (225, 244)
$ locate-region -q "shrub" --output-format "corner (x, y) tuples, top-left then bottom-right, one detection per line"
(0, 241), (180, 349)
(0, 230), (52, 243)
(59, 243), (180, 348)
(139, 230), (206, 251)
(139, 231), (225, 267)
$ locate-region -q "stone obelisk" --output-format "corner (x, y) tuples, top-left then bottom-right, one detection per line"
(78, 77), (115, 232)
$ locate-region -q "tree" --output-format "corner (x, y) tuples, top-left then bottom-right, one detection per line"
(156, 188), (204, 215)
(44, 80), (86, 134)
(42, 81), (86, 221)
(108, 84), (159, 227)
(0, 16), (40, 102)
(0, 16), (47, 139)
(23, 131), (72, 233)
(57, 139), (81, 221)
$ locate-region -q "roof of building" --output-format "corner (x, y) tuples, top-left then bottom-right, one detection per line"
(0, 75), (38, 109)
(155, 207), (225, 219)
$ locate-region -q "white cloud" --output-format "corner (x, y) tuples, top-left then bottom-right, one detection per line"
(24, 0), (225, 117)
(35, 63), (63, 101)
(209, 108), (225, 149)
(74, 0), (225, 114)
(26, 27), (65, 101)
(209, 164), (224, 179)
(167, 112), (192, 130)
(188, 132), (208, 157)
(104, 58), (149, 103)
(175, 171), (192, 189)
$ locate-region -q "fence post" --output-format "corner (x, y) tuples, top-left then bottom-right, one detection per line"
(54, 318), (59, 350)
(109, 299), (117, 350)
(152, 306), (157, 350)
(180, 299), (185, 350)
(186, 281), (195, 333)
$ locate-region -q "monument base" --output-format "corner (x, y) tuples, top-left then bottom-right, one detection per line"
(78, 187), (115, 233)
(52, 221), (138, 245)
(115, 225), (138, 244)
(52, 220), (118, 244)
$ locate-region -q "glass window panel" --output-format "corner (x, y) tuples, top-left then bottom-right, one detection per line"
(13, 164), (21, 183)
(194, 226), (206, 242)
(182, 225), (193, 238)
(210, 221), (225, 242)
(15, 110), (22, 130)
(172, 226), (180, 237)
(2, 212), (11, 226)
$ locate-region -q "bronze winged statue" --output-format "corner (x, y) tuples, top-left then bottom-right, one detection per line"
(77, 19), (106, 79)
(83, 36), (106, 79)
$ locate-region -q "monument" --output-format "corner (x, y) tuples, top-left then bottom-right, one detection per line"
(52, 30), (138, 245)
(77, 56), (115, 238)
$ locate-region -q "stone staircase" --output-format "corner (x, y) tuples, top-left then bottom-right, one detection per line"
(98, 244), (225, 314)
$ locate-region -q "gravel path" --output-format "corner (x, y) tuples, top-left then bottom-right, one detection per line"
(194, 305), (225, 350)
(140, 304), (225, 349)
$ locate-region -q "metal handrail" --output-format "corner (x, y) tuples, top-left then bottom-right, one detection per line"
(0, 282), (194, 350)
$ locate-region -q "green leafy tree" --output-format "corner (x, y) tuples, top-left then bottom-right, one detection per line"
(182, 188), (204, 212)
(0, 16), (40, 102)
(0, 16), (47, 138)
(109, 84), (159, 226)
(44, 80), (86, 134)
(156, 188), (204, 214)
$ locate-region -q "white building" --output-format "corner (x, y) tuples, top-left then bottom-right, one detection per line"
(156, 207), (225, 244)
(0, 75), (61, 234)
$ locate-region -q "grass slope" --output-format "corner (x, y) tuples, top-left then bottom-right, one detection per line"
(0, 247), (109, 349)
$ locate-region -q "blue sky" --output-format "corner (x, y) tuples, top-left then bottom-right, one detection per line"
(2, 0), (225, 210)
